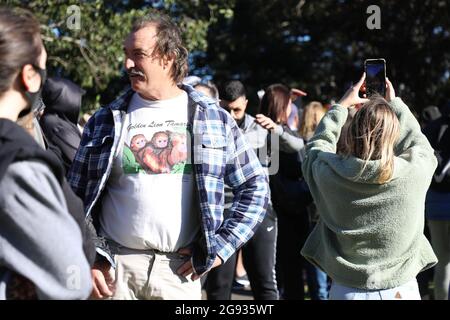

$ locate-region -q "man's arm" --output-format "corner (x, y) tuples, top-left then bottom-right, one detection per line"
(218, 116), (270, 263)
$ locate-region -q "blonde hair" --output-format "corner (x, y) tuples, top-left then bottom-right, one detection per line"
(299, 101), (327, 140)
(341, 96), (400, 184)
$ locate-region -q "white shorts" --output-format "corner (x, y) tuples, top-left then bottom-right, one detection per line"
(329, 278), (421, 300)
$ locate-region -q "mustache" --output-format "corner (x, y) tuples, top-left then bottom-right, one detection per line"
(127, 68), (145, 77)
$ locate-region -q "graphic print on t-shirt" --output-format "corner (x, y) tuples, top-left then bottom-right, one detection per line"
(122, 123), (192, 175)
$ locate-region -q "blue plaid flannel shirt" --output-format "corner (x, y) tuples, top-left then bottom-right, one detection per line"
(67, 84), (269, 275)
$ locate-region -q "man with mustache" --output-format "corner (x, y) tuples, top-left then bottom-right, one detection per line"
(68, 11), (269, 300)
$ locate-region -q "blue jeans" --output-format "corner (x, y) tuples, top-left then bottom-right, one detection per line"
(306, 264), (329, 300)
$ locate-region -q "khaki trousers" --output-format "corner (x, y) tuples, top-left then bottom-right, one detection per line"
(107, 241), (201, 300)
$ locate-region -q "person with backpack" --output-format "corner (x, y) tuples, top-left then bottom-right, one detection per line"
(423, 101), (450, 300)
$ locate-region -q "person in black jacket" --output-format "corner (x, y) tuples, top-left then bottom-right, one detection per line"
(40, 77), (85, 173)
(256, 83), (312, 300)
(37, 78), (96, 267)
(37, 81), (96, 268)
(0, 6), (92, 299)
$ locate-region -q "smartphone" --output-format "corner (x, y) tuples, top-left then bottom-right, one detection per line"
(364, 58), (386, 97)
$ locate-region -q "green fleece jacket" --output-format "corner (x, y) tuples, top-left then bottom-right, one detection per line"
(301, 97), (438, 290)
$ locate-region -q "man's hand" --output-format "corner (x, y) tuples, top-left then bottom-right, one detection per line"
(337, 73), (370, 108)
(176, 247), (222, 281)
(90, 260), (115, 299)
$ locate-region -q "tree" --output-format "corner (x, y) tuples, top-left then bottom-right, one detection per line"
(4, 1), (449, 115)
(4, 0), (234, 112)
(205, 0), (450, 115)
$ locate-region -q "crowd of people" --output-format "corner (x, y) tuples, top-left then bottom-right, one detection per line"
(0, 6), (448, 300)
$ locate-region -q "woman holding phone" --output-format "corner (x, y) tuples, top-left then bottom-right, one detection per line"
(301, 74), (438, 300)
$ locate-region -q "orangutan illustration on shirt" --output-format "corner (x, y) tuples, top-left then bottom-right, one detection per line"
(126, 130), (188, 174)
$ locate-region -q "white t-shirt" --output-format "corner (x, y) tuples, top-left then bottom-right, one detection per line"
(99, 91), (200, 251)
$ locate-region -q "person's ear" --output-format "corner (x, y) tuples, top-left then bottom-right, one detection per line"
(20, 64), (41, 93)
(241, 99), (248, 112)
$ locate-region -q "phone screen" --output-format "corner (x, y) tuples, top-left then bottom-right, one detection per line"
(365, 59), (386, 97)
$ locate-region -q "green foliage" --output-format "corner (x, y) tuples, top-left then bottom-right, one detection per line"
(206, 0), (450, 113)
(3, 0), (141, 111)
(2, 0), (233, 112)
(2, 0), (448, 114)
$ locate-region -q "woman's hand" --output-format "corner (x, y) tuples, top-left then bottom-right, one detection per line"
(255, 114), (278, 131)
(337, 73), (370, 108)
(385, 77), (396, 102)
(291, 88), (307, 101)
